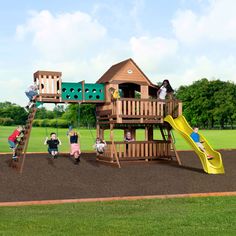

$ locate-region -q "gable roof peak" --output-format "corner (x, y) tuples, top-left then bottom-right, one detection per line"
(96, 58), (154, 86)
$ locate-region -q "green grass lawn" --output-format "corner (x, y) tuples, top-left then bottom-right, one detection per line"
(0, 126), (236, 153)
(0, 196), (235, 236)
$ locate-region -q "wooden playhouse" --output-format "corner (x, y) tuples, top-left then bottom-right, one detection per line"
(17, 58), (182, 170)
(95, 58), (182, 166)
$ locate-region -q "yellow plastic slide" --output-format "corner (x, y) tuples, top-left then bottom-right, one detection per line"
(164, 115), (225, 174)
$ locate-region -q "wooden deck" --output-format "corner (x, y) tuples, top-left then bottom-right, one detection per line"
(97, 98), (182, 124)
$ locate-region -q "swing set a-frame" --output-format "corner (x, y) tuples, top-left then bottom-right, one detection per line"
(15, 58), (183, 173)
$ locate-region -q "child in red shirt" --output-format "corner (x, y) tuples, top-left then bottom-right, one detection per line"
(8, 126), (24, 160)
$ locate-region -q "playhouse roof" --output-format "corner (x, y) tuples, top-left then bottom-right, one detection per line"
(96, 58), (157, 87)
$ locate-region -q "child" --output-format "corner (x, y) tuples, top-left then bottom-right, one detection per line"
(93, 138), (107, 154)
(124, 130), (134, 152)
(157, 80), (174, 100)
(44, 132), (61, 158)
(25, 84), (38, 110)
(124, 131), (134, 142)
(8, 126), (24, 161)
(108, 87), (120, 101)
(190, 127), (213, 160)
(68, 130), (81, 164)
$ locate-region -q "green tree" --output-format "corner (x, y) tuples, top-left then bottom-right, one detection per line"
(0, 102), (28, 125)
(176, 79), (236, 129)
(62, 104), (96, 128)
(213, 81), (236, 129)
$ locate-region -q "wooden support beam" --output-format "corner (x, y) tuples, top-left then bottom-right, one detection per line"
(110, 124), (121, 168)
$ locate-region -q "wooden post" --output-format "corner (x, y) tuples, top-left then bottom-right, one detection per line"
(167, 129), (182, 165)
(81, 80), (85, 102)
(159, 125), (167, 141)
(110, 124), (121, 168)
(100, 128), (104, 140)
(96, 123), (100, 138)
(178, 102), (182, 116)
(144, 125), (149, 161)
(147, 126), (153, 141)
(116, 100), (122, 123)
(140, 85), (148, 99)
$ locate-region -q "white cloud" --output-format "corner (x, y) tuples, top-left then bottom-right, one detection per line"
(129, 0), (145, 33)
(0, 75), (26, 105)
(16, 10), (107, 61)
(130, 36), (179, 74)
(172, 0), (236, 44)
(155, 55), (236, 90)
(5, 3), (235, 109)
(14, 10), (119, 85)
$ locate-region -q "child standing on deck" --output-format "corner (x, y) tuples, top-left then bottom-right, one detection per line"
(157, 79), (174, 100)
(8, 126), (24, 161)
(44, 132), (61, 158)
(68, 130), (81, 164)
(124, 131), (134, 142)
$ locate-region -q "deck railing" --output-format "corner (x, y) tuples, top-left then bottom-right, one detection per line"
(100, 140), (171, 161)
(110, 98), (182, 122)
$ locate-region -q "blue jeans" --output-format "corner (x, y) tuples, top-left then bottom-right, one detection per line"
(25, 91), (38, 101)
(8, 140), (17, 148)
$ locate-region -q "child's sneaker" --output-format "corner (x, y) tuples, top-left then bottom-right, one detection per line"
(29, 103), (35, 109)
(24, 106), (29, 112)
(74, 157), (80, 165)
(207, 155), (214, 160)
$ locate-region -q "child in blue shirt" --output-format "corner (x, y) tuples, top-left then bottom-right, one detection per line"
(190, 127), (213, 160)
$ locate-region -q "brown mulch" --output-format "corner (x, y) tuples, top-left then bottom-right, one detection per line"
(0, 151), (235, 203)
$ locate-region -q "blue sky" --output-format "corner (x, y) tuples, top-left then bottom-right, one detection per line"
(1, 0), (236, 107)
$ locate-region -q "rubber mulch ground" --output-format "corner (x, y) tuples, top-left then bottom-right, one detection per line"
(0, 151), (235, 202)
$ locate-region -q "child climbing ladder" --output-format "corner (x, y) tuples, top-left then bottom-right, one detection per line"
(7, 126), (24, 161)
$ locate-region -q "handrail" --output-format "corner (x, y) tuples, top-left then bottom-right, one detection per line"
(101, 139), (172, 160)
(111, 98), (182, 119)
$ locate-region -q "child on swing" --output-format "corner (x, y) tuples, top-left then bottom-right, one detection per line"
(68, 129), (81, 164)
(44, 132), (61, 158)
(93, 137), (107, 154)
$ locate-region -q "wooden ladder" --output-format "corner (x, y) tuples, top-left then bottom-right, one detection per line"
(13, 105), (37, 173)
(160, 125), (181, 165)
(168, 130), (182, 165)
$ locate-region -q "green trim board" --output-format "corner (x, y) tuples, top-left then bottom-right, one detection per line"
(61, 82), (105, 101)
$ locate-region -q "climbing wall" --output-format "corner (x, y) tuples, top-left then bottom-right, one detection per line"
(61, 82), (105, 102)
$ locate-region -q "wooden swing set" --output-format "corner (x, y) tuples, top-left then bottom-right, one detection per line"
(13, 58), (182, 173)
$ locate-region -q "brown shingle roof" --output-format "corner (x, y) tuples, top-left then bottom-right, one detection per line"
(96, 58), (130, 84)
(96, 58), (157, 87)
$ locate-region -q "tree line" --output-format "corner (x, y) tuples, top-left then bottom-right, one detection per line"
(0, 79), (235, 129)
(176, 79), (236, 129)
(0, 102), (96, 128)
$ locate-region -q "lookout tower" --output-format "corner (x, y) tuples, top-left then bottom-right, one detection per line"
(95, 58), (182, 166)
